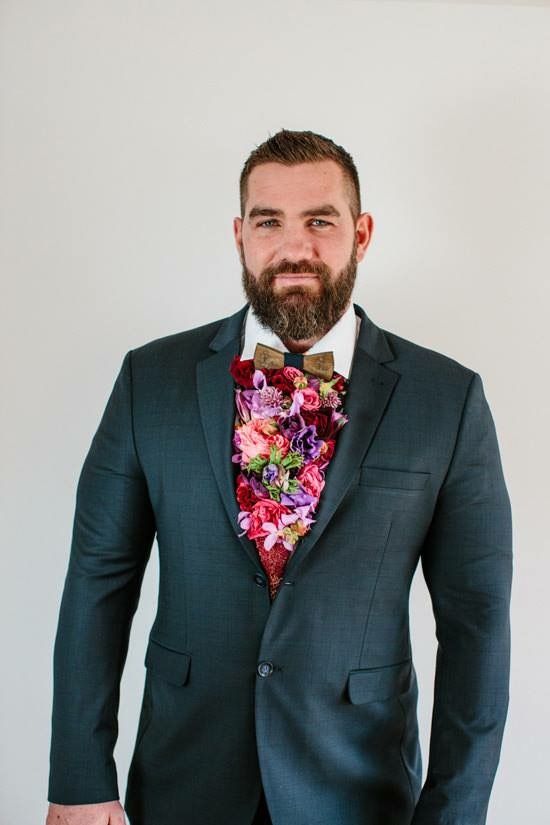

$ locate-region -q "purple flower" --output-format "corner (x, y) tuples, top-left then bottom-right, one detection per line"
(253, 369), (267, 391)
(290, 425), (323, 460)
(262, 463), (279, 485)
(249, 476), (270, 500)
(278, 412), (305, 438)
(281, 505), (315, 529)
(290, 389), (304, 414)
(280, 489), (317, 509)
(332, 411), (349, 430)
(237, 510), (251, 535)
(250, 386), (284, 418)
(235, 389), (253, 422)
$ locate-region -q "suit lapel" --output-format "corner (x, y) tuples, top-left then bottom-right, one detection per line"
(284, 338), (399, 581)
(196, 305), (265, 572)
(196, 302), (400, 579)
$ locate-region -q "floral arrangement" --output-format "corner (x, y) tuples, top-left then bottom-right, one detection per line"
(230, 355), (349, 598)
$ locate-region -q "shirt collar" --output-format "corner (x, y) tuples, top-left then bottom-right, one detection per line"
(240, 301), (361, 379)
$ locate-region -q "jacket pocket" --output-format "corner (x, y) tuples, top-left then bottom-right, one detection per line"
(144, 638), (192, 686)
(359, 466), (430, 491)
(347, 659), (411, 704)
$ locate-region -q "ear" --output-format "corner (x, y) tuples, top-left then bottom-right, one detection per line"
(355, 213), (373, 263)
(233, 217), (245, 263)
(233, 216), (243, 243)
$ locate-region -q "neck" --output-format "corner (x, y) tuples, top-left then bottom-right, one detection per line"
(281, 335), (320, 354)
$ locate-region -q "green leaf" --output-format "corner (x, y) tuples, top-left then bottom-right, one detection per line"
(248, 455), (268, 474)
(282, 451), (303, 470)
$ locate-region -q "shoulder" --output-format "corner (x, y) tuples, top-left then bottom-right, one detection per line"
(124, 310), (238, 379)
(118, 310), (239, 392)
(384, 328), (475, 381)
(132, 315), (226, 361)
(355, 303), (476, 390)
(377, 327), (479, 414)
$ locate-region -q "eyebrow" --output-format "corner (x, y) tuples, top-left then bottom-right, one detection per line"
(248, 204), (341, 220)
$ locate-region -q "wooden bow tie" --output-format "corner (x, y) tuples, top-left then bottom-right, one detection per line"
(253, 343), (334, 380)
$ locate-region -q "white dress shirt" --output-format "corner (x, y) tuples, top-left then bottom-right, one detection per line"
(240, 300), (361, 380)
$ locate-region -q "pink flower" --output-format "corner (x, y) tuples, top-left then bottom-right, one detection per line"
(263, 512), (312, 551)
(300, 387), (322, 411)
(266, 433), (290, 456)
(237, 418), (278, 464)
(283, 366), (306, 387)
(296, 463), (325, 498)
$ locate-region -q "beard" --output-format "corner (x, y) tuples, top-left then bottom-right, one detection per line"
(240, 240), (358, 342)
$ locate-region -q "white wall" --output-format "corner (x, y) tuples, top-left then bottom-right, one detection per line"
(1, 1), (549, 822)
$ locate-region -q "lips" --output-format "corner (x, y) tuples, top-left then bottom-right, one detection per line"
(275, 274), (318, 280)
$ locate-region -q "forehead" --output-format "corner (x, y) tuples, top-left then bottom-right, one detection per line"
(245, 160), (349, 211)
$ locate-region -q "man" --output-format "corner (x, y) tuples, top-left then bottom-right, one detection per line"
(47, 130), (512, 825)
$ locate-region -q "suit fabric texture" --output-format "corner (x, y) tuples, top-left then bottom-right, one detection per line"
(48, 303), (512, 825)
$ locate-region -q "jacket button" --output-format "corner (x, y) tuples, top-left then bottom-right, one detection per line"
(254, 574), (267, 587)
(257, 661), (274, 678)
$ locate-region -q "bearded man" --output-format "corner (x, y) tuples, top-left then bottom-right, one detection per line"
(46, 129), (512, 825)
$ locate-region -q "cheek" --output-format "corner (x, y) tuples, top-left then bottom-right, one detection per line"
(318, 238), (351, 267)
(242, 237), (276, 268)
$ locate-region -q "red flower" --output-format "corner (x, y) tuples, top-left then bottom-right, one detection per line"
(332, 374), (347, 393)
(270, 371), (296, 395)
(246, 499), (290, 540)
(236, 473), (259, 510)
(230, 356), (256, 388)
(301, 410), (333, 438)
(312, 438), (335, 468)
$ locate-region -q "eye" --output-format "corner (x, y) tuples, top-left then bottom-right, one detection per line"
(310, 219), (331, 227)
(256, 219), (280, 228)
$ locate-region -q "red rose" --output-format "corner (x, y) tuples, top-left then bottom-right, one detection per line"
(270, 371), (296, 395)
(236, 473), (259, 511)
(230, 356), (256, 388)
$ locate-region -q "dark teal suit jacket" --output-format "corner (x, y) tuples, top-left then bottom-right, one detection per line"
(48, 303), (512, 825)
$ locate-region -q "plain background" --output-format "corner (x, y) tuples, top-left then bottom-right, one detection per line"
(1, 1), (549, 823)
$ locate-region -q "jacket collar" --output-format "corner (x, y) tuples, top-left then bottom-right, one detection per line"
(208, 301), (396, 366)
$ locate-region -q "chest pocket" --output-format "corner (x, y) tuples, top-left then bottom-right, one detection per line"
(359, 466), (430, 492)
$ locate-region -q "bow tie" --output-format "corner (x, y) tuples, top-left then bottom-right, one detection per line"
(253, 342), (335, 380)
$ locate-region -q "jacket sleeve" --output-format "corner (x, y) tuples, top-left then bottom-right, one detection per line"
(412, 372), (513, 825)
(48, 351), (156, 804)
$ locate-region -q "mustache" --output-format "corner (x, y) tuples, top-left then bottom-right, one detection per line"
(261, 260), (332, 280)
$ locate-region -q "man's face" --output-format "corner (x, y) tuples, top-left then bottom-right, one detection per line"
(233, 160), (373, 343)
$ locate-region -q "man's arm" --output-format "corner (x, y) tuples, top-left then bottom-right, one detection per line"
(412, 372), (513, 825)
(48, 351), (156, 805)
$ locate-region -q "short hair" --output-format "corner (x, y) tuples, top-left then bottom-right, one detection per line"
(239, 129), (361, 222)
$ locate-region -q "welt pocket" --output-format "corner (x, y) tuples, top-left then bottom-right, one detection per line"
(144, 637), (192, 686)
(347, 658), (411, 705)
(359, 466), (430, 491)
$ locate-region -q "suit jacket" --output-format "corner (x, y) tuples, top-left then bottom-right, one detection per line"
(48, 302), (513, 825)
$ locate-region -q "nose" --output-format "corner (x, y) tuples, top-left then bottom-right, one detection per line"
(277, 225), (315, 262)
